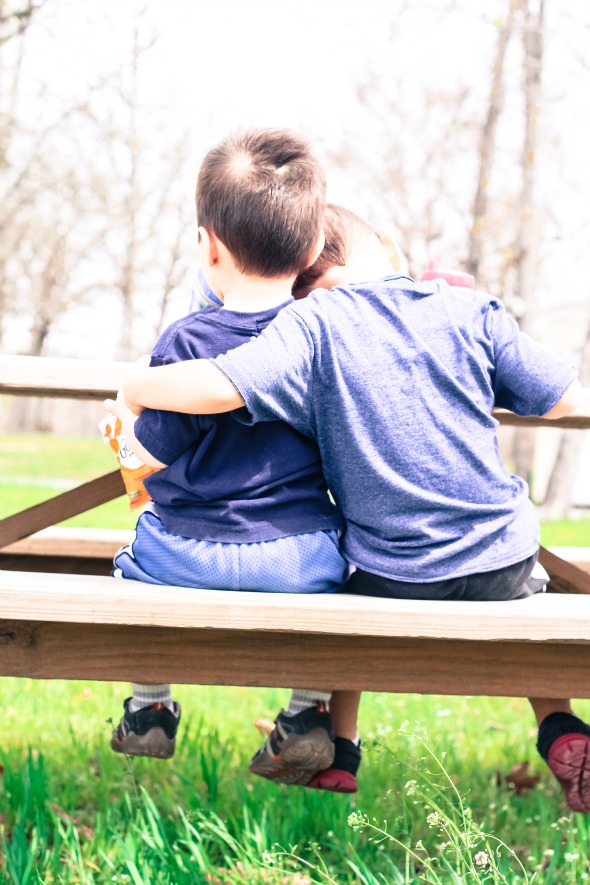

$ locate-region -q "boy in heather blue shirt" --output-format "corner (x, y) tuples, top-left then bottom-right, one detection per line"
(121, 203), (590, 813)
(108, 129), (346, 766)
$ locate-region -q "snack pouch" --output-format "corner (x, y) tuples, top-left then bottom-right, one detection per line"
(99, 413), (158, 510)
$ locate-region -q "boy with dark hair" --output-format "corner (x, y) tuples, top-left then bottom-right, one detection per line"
(118, 203), (590, 813)
(108, 128), (347, 764)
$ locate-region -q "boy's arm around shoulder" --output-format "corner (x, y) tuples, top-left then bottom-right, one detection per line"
(123, 358), (244, 416)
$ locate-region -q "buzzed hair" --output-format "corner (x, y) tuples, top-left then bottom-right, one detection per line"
(293, 204), (377, 298)
(196, 129), (326, 278)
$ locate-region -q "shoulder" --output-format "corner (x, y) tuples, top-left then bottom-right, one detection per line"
(151, 310), (219, 363)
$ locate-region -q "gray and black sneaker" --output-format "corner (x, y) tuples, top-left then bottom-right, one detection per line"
(110, 697), (181, 759)
(249, 702), (335, 785)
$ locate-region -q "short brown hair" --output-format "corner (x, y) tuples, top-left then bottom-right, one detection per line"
(196, 129), (326, 278)
(292, 204), (377, 298)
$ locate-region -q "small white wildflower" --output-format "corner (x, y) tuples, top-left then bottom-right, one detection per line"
(348, 811), (368, 830)
(261, 850), (274, 865)
(427, 811), (445, 829)
(543, 849), (555, 857)
(564, 852), (579, 863)
(474, 851), (490, 868)
(405, 779), (417, 796)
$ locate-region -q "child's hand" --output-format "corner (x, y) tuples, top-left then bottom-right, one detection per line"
(103, 388), (166, 469)
(104, 386), (137, 418)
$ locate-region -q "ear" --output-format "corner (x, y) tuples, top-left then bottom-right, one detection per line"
(306, 230), (325, 267)
(197, 227), (220, 269)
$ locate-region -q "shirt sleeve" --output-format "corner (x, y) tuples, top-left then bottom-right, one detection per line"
(213, 306), (316, 434)
(488, 300), (577, 415)
(134, 408), (207, 465)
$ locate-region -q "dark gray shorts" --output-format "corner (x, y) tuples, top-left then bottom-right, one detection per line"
(346, 552), (540, 602)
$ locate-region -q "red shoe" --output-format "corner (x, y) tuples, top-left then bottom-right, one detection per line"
(547, 733), (590, 813)
(305, 768), (358, 793)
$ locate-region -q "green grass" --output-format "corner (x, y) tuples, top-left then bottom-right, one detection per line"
(2, 431), (590, 881)
(2, 683), (590, 882)
(0, 433), (136, 530)
(540, 518), (590, 548)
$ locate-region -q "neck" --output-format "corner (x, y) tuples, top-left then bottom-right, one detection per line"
(221, 274), (294, 312)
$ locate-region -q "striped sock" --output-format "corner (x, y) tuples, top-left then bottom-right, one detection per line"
(286, 690), (331, 716)
(129, 683), (174, 713)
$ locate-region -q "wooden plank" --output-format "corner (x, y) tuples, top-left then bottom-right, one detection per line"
(0, 471), (126, 548)
(494, 409), (590, 430)
(1, 527), (131, 558)
(539, 546), (590, 595)
(0, 355), (127, 400)
(0, 554), (116, 576)
(2, 570), (590, 642)
(2, 619), (590, 697)
(1, 356), (589, 428)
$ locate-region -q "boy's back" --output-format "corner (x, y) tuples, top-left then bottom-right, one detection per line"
(214, 275), (576, 581)
(135, 302), (342, 543)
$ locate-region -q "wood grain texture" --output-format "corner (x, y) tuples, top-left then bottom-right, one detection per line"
(2, 570), (590, 642)
(1, 619), (590, 697)
(0, 355), (127, 399)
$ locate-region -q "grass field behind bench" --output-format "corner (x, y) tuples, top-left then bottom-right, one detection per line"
(2, 432), (589, 544)
(2, 432), (590, 882)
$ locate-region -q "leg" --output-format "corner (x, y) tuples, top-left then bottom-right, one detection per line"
(329, 690), (361, 740)
(306, 691), (362, 794)
(531, 696), (590, 813)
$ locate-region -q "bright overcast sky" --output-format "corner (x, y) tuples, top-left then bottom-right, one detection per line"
(5, 0), (590, 358)
(24, 0), (506, 139)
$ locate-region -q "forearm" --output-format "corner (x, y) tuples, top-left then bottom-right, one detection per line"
(123, 359), (244, 416)
(543, 379), (587, 420)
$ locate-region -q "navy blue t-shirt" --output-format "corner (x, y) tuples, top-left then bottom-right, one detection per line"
(135, 300), (342, 542)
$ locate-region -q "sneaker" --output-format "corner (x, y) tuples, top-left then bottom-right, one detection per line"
(110, 698), (181, 759)
(305, 737), (361, 794)
(547, 734), (590, 813)
(249, 703), (335, 785)
(538, 712), (590, 813)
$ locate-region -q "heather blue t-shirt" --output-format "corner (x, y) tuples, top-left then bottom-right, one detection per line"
(135, 301), (343, 543)
(214, 276), (576, 581)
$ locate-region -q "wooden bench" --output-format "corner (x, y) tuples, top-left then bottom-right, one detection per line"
(2, 354), (590, 699)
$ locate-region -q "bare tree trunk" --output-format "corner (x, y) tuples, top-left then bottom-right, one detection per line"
(466, 0), (519, 281)
(541, 311), (590, 518)
(511, 0), (545, 486)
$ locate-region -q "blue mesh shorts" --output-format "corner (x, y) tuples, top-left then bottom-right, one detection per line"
(113, 509), (347, 594)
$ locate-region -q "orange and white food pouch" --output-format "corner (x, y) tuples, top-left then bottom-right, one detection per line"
(99, 413), (158, 511)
